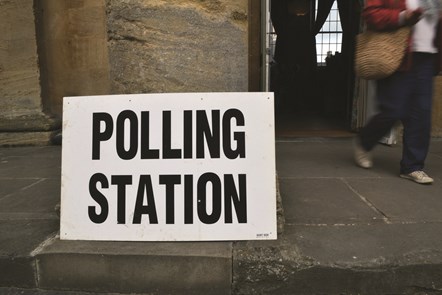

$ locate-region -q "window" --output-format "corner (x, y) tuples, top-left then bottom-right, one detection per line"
(315, 1), (343, 65)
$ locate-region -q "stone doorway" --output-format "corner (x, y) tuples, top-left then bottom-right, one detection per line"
(249, 0), (361, 138)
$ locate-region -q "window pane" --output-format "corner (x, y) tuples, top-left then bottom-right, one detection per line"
(329, 10), (338, 21)
(337, 22), (342, 32)
(331, 33), (338, 44)
(315, 0), (343, 65)
(329, 44), (338, 54)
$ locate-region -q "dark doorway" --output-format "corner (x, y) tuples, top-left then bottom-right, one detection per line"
(267, 0), (362, 138)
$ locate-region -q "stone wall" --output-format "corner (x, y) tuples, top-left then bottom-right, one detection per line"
(106, 0), (249, 94)
(432, 76), (442, 137)
(2, 0), (442, 145)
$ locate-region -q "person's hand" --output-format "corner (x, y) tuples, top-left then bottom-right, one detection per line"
(405, 8), (423, 25)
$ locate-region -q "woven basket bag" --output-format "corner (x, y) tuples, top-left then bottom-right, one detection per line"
(355, 26), (411, 80)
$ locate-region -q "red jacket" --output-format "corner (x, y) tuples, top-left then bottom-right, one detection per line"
(363, 0), (406, 31)
(363, 0), (442, 74)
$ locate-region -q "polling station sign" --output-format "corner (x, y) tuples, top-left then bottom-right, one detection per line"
(61, 93), (276, 241)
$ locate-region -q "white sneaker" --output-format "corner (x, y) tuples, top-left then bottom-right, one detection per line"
(353, 138), (372, 169)
(400, 171), (434, 184)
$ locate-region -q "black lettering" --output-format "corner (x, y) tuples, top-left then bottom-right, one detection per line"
(111, 175), (132, 224)
(196, 110), (220, 159)
(133, 175), (158, 224)
(116, 110), (138, 160)
(183, 111), (193, 159)
(162, 111), (182, 159)
(224, 174), (247, 223)
(197, 173), (222, 224)
(184, 175), (193, 224)
(159, 175), (181, 224)
(223, 109), (246, 159)
(92, 113), (113, 160)
(88, 173), (109, 224)
(140, 111), (160, 159)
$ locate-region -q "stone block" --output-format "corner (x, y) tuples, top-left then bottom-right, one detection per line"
(0, 220), (58, 288)
(106, 0), (248, 94)
(36, 240), (232, 294)
(0, 131), (55, 146)
(0, 258), (36, 288)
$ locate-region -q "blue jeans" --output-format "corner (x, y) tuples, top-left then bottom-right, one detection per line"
(359, 53), (435, 174)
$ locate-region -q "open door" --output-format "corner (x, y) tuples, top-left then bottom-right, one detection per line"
(255, 0), (398, 142)
(265, 0), (359, 137)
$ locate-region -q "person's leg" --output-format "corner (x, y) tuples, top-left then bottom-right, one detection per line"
(359, 70), (413, 152)
(400, 53), (435, 175)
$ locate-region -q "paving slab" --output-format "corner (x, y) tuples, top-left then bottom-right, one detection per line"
(275, 140), (403, 179)
(0, 147), (61, 179)
(347, 177), (442, 222)
(279, 178), (383, 224)
(0, 179), (60, 215)
(289, 223), (442, 264)
(429, 139), (442, 154)
(425, 151), (442, 181)
(0, 178), (40, 199)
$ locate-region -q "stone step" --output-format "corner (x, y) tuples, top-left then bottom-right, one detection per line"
(32, 237), (232, 295)
(232, 224), (442, 294)
(0, 218), (59, 288)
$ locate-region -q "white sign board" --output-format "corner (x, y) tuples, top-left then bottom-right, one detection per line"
(61, 93), (276, 241)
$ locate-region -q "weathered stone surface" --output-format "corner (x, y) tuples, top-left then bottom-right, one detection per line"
(232, 140), (442, 295)
(233, 214), (442, 295)
(433, 76), (442, 137)
(0, 132), (55, 146)
(0, 0), (42, 114)
(35, 0), (111, 116)
(106, 0), (248, 94)
(0, 220), (59, 288)
(0, 0), (60, 140)
(0, 113), (60, 132)
(37, 239), (232, 294)
(276, 172), (285, 234)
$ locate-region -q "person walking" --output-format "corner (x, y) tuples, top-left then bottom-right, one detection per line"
(354, 0), (442, 184)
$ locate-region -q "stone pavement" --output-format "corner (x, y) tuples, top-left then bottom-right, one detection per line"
(1, 138), (442, 294)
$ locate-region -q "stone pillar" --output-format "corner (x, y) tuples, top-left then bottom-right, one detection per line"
(35, 0), (111, 116)
(0, 0), (58, 145)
